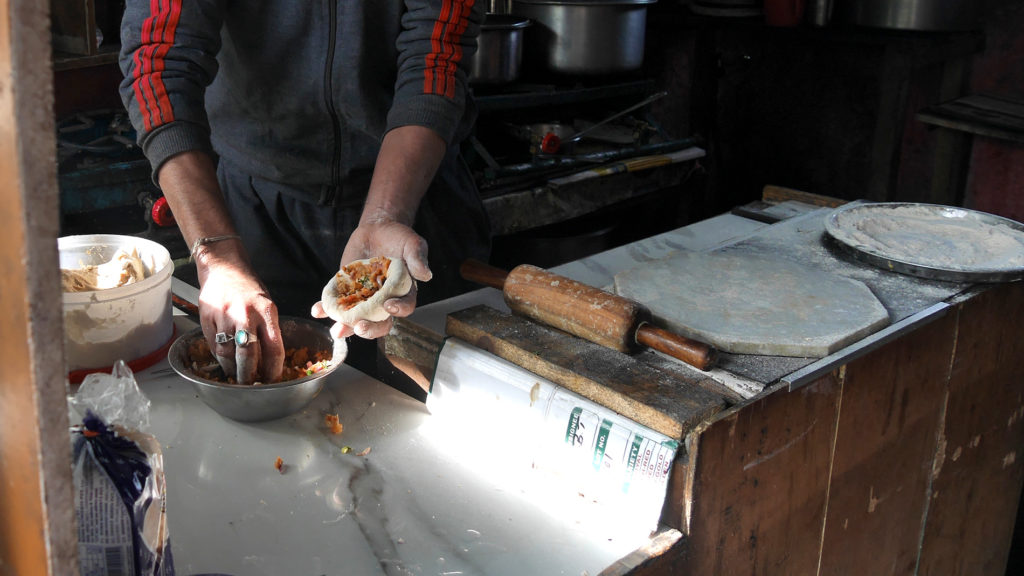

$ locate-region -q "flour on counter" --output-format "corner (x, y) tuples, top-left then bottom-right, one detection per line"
(831, 204), (1024, 271)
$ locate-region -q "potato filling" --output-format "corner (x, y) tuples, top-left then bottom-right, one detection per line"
(333, 256), (391, 310)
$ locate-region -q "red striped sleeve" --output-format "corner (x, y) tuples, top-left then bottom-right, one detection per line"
(131, 0), (182, 131)
(424, 0), (475, 98)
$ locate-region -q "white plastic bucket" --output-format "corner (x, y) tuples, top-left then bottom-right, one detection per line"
(59, 234), (174, 377)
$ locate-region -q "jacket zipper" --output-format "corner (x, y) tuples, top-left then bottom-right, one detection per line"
(322, 0), (341, 205)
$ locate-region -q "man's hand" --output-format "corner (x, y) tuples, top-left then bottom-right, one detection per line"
(158, 150), (286, 385)
(312, 220), (430, 340)
(311, 125), (446, 341)
(195, 241), (286, 385)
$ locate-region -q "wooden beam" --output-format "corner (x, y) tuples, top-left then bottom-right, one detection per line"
(445, 305), (727, 441)
(0, 0), (79, 574)
(762, 184), (847, 208)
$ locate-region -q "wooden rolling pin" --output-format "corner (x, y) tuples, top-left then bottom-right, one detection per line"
(460, 259), (718, 371)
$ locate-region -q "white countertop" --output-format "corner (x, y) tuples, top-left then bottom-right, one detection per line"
(82, 203), (983, 574)
(134, 319), (661, 576)
(124, 212), (773, 575)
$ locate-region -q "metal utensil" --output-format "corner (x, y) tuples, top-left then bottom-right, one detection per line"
(515, 0), (658, 75)
(539, 91), (668, 154)
(469, 14), (532, 84)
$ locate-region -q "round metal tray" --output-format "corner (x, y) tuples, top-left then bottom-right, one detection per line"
(824, 202), (1024, 283)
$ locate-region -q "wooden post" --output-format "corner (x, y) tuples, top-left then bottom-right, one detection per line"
(0, 0), (79, 574)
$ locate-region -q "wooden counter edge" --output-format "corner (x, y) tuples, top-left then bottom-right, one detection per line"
(762, 184), (847, 208)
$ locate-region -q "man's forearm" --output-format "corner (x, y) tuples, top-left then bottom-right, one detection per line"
(156, 151), (239, 252)
(361, 125), (447, 228)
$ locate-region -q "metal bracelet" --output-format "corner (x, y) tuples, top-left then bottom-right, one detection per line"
(189, 234), (242, 261)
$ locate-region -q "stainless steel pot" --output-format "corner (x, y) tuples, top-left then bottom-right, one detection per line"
(469, 14), (531, 84)
(834, 0), (980, 32)
(513, 0), (657, 76)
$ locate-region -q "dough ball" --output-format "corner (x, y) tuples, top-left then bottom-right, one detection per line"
(320, 256), (413, 325)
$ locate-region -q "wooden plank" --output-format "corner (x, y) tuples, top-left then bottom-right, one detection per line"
(761, 184), (847, 208)
(445, 305), (727, 440)
(0, 0), (79, 572)
(917, 93), (1024, 144)
(660, 457), (692, 533)
(818, 310), (958, 576)
(681, 375), (841, 575)
(381, 316), (444, 395)
(918, 282), (1024, 575)
(599, 528), (685, 576)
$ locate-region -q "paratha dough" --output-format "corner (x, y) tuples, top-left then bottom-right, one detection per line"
(321, 257), (413, 325)
(61, 247), (148, 292)
(829, 204), (1024, 271)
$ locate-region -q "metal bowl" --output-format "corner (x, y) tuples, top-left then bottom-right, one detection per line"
(168, 317), (345, 422)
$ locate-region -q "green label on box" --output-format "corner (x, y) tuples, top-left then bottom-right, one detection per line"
(565, 407), (583, 446)
(592, 419), (613, 471)
(623, 433), (645, 493)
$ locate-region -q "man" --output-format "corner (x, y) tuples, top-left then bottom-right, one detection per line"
(119, 1), (491, 385)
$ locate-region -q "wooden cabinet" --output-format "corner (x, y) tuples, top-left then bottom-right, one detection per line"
(674, 280), (1024, 575)
(51, 0), (124, 70)
(386, 200), (1024, 575)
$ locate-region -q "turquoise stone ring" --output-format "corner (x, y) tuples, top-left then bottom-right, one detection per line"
(234, 329), (257, 347)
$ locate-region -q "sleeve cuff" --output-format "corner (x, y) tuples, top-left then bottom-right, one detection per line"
(385, 94), (463, 146)
(141, 121), (215, 186)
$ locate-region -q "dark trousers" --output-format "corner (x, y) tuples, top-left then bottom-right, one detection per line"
(216, 151), (491, 396)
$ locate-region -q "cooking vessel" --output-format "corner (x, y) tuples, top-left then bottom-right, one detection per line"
(168, 317), (345, 422)
(513, 0), (657, 76)
(60, 234), (173, 380)
(470, 14), (532, 84)
(834, 0), (979, 31)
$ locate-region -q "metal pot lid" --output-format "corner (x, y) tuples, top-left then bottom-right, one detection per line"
(481, 13), (532, 29)
(824, 202), (1024, 283)
(513, 0), (657, 6)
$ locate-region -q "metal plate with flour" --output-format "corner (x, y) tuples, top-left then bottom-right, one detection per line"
(613, 250), (891, 358)
(824, 202), (1024, 283)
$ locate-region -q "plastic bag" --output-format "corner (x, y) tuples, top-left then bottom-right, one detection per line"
(70, 359), (151, 432)
(70, 360), (175, 576)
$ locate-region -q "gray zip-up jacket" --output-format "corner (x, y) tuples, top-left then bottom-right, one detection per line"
(119, 0), (483, 205)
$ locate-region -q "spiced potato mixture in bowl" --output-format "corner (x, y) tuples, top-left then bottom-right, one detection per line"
(168, 316), (345, 422)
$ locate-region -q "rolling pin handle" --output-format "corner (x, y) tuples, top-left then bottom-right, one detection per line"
(460, 258), (510, 290)
(635, 322), (718, 371)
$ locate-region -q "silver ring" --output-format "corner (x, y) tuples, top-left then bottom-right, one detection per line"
(234, 329), (257, 347)
(215, 331), (231, 344)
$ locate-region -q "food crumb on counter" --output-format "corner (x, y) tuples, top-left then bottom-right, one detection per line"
(356, 446), (372, 457)
(325, 413), (344, 435)
(274, 456), (286, 474)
